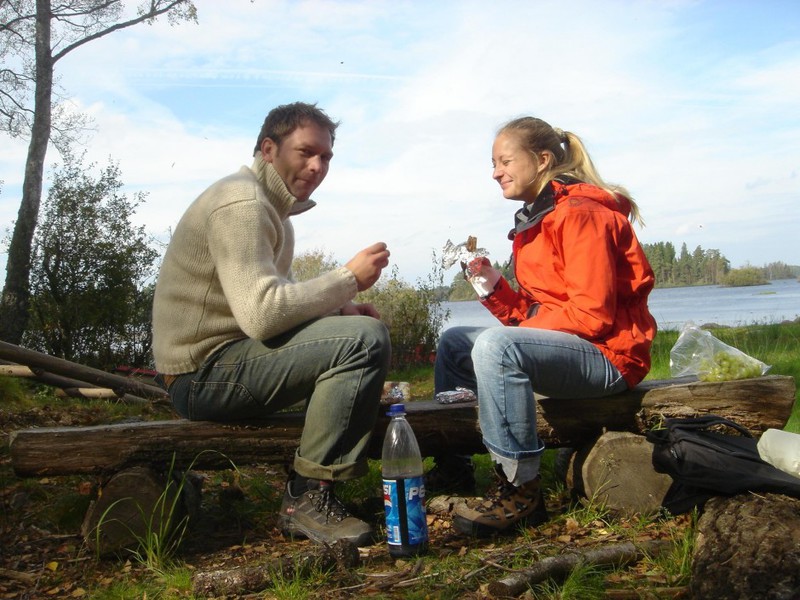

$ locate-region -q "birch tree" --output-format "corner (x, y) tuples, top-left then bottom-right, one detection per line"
(0, 0), (197, 344)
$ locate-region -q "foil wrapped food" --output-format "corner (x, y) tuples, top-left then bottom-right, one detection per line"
(435, 387), (477, 404)
(442, 236), (489, 270)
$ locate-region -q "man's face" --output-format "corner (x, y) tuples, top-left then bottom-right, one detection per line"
(260, 122), (333, 202)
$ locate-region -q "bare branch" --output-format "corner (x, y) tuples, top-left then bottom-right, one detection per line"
(53, 1), (196, 63)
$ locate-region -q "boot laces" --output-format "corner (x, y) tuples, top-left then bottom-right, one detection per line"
(311, 483), (351, 523)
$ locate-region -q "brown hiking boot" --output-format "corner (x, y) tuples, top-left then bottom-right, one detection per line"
(279, 479), (375, 546)
(453, 472), (548, 537)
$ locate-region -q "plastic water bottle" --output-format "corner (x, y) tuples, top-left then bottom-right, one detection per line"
(382, 403), (428, 557)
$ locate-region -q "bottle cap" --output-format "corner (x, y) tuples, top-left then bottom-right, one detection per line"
(386, 403), (405, 416)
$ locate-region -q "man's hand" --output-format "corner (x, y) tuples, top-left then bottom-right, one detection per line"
(345, 242), (390, 291)
(341, 301), (381, 318)
(463, 256), (501, 298)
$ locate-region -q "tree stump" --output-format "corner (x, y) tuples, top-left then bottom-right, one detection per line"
(81, 465), (200, 556)
(692, 493), (800, 599)
(568, 431), (673, 517)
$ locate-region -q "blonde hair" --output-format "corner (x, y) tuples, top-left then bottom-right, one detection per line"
(498, 117), (643, 226)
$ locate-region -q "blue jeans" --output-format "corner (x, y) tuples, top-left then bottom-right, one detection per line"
(435, 326), (627, 483)
(166, 315), (391, 481)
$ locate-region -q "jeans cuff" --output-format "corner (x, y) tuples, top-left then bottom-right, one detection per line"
(482, 436), (545, 461)
(293, 451), (369, 481)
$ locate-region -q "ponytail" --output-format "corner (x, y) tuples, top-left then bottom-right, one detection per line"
(499, 118), (644, 226)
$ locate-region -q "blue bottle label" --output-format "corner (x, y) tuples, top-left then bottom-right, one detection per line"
(383, 475), (428, 546)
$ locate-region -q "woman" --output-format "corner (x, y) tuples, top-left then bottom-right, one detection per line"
(437, 117), (657, 537)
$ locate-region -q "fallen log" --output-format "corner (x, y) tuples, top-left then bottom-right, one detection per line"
(10, 418), (302, 477)
(8, 375), (795, 477)
(604, 588), (688, 599)
(0, 359), (151, 404)
(536, 374), (796, 443)
(0, 567), (37, 585)
(56, 387), (136, 400)
(488, 539), (673, 597)
(691, 493), (800, 599)
(191, 539), (359, 597)
(0, 340), (168, 401)
(0, 364), (36, 377)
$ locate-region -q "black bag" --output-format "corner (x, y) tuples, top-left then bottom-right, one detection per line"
(646, 415), (800, 515)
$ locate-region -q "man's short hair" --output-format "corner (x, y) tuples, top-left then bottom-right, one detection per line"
(253, 102), (340, 156)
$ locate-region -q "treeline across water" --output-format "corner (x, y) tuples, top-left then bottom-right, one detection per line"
(446, 241), (799, 301)
(642, 242), (798, 287)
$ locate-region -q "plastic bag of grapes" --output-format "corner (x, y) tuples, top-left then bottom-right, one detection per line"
(669, 323), (770, 382)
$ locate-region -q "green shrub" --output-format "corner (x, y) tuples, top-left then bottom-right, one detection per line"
(721, 267), (769, 287)
(357, 258), (449, 369)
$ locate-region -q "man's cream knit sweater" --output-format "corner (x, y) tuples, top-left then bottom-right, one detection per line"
(152, 155), (358, 375)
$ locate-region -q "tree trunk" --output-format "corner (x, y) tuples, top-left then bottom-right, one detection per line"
(567, 431), (674, 516)
(0, 0), (53, 344)
(691, 493), (800, 600)
(534, 375), (795, 445)
(9, 375), (795, 478)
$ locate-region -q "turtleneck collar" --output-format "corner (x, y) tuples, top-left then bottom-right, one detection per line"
(250, 153), (317, 217)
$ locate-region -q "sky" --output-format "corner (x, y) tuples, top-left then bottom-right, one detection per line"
(1, 0), (799, 286)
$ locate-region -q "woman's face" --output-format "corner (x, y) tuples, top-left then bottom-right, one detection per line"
(491, 132), (546, 203)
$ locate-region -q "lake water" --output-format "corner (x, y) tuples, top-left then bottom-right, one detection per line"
(441, 278), (800, 332)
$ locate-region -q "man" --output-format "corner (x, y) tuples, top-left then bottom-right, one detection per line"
(152, 102), (391, 546)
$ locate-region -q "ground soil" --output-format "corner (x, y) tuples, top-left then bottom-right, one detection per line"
(0, 399), (691, 599)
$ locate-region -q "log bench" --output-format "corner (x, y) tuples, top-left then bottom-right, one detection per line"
(6, 374), (796, 554)
(9, 375), (796, 477)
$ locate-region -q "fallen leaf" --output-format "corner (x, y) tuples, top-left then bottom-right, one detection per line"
(45, 561), (58, 572)
(565, 517), (580, 533)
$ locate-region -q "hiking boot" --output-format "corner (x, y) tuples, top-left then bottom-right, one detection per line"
(425, 454), (477, 495)
(453, 471), (548, 537)
(278, 479), (375, 546)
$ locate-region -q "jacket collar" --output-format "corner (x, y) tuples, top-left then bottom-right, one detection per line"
(510, 176), (580, 237)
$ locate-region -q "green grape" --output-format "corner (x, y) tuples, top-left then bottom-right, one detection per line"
(699, 351), (763, 382)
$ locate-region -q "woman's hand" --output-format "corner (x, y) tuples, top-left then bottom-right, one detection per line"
(462, 257), (501, 298)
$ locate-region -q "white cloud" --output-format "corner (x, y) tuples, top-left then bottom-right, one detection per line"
(2, 0), (800, 284)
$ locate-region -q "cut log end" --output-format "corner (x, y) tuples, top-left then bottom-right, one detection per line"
(571, 431), (673, 517)
(81, 465), (198, 556)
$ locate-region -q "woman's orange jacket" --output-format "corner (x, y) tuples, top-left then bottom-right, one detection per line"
(482, 179), (657, 387)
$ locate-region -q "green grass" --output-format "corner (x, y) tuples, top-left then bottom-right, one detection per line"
(0, 375), (33, 404)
